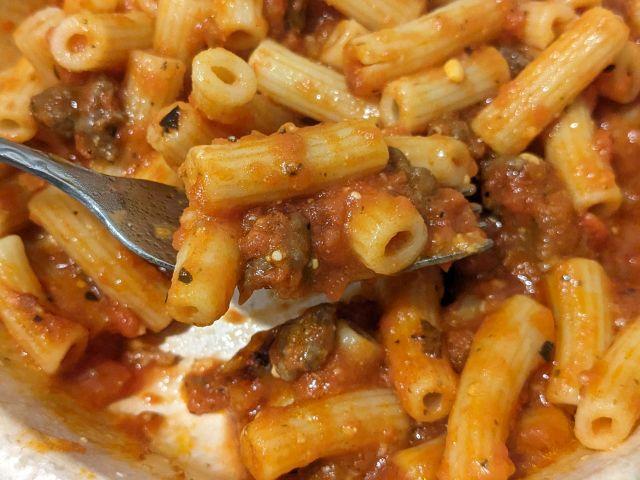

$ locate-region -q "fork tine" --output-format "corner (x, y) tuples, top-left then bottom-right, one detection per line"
(402, 238), (494, 273)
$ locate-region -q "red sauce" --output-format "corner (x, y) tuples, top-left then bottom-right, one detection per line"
(24, 230), (144, 338)
(9, 9), (640, 480)
(238, 164), (485, 301)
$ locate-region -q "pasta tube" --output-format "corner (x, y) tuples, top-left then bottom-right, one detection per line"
(249, 39), (379, 122)
(439, 295), (555, 480)
(0, 235), (88, 374)
(545, 258), (613, 406)
(147, 102), (229, 168)
(240, 388), (411, 480)
(28, 187), (172, 332)
(190, 48), (257, 124)
(520, 1), (576, 50)
(208, 0), (268, 51)
(319, 19), (368, 71)
(380, 269), (458, 421)
(0, 58), (44, 143)
(12, 7), (66, 87)
(154, 0), (211, 63)
(380, 47), (510, 133)
(472, 7), (628, 155)
(347, 192), (428, 275)
(385, 135), (477, 190)
(325, 0), (425, 30)
(50, 12), (154, 72)
(545, 97), (622, 215)
(389, 435), (445, 480)
(575, 319), (640, 450)
(343, 0), (512, 95)
(122, 51), (186, 136)
(180, 120), (388, 212)
(596, 41), (640, 104)
(167, 218), (241, 326)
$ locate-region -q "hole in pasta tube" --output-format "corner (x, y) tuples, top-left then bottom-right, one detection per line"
(211, 66), (237, 85)
(0, 119), (21, 133)
(423, 392), (443, 414)
(384, 231), (413, 257)
(226, 30), (257, 50)
(591, 417), (614, 436)
(66, 34), (89, 54)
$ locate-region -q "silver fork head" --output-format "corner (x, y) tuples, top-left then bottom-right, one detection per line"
(0, 139), (492, 275)
(91, 176), (188, 271)
(0, 138), (186, 271)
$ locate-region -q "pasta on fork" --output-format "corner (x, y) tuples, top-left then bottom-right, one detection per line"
(2, 1), (640, 479)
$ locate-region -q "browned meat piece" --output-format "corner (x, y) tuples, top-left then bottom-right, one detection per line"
(445, 328), (475, 373)
(481, 155), (582, 289)
(73, 76), (124, 162)
(426, 113), (486, 160)
(269, 303), (337, 381)
(498, 44), (533, 77)
(239, 209), (312, 299)
(30, 75), (124, 162)
(386, 146), (437, 219)
(30, 84), (76, 139)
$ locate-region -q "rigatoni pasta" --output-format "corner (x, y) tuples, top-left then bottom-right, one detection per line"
(471, 7), (628, 155)
(319, 19), (367, 71)
(153, 0), (211, 63)
(575, 319), (640, 450)
(50, 12), (154, 71)
(122, 51), (186, 135)
(0, 58), (44, 143)
(249, 39), (379, 122)
(167, 218), (241, 326)
(439, 295), (554, 480)
(596, 41), (640, 104)
(545, 96), (622, 215)
(380, 269), (458, 421)
(180, 120), (388, 212)
(0, 235), (88, 374)
(190, 47), (257, 124)
(207, 0), (268, 51)
(347, 192), (428, 275)
(380, 47), (510, 133)
(240, 388), (411, 480)
(12, 7), (66, 87)
(343, 0), (512, 95)
(28, 187), (172, 332)
(520, 1), (577, 51)
(388, 436), (445, 480)
(384, 134), (478, 190)
(146, 101), (229, 168)
(324, 0), (425, 30)
(545, 258), (613, 406)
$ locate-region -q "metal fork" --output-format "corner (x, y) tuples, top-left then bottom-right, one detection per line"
(0, 139), (492, 272)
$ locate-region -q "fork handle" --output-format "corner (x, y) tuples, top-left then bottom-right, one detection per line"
(0, 138), (106, 207)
